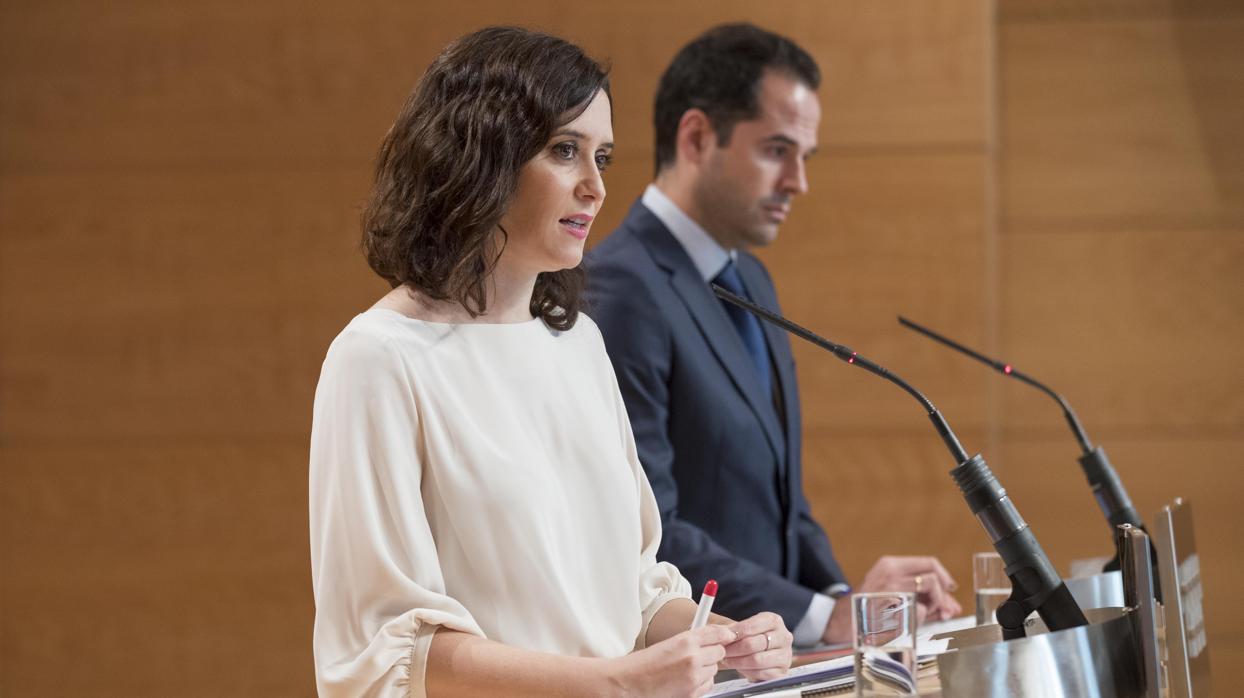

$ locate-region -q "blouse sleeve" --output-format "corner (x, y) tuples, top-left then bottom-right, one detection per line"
(309, 329), (485, 698)
(606, 340), (692, 649)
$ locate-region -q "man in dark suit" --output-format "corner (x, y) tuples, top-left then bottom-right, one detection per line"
(585, 23), (961, 646)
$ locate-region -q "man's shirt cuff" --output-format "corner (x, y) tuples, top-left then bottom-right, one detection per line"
(793, 592), (835, 647)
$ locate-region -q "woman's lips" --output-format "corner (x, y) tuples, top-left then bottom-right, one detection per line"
(559, 215), (592, 240)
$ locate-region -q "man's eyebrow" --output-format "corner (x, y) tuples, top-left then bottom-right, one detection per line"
(763, 134), (799, 146)
(763, 133), (817, 156)
(552, 129), (614, 149)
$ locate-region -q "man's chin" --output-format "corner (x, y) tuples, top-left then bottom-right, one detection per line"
(743, 223), (781, 249)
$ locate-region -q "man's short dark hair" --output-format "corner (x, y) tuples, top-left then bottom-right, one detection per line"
(653, 23), (819, 174)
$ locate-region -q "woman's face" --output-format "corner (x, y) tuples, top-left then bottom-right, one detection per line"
(497, 89), (613, 276)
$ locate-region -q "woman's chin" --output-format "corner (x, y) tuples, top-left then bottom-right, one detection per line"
(544, 248), (584, 273)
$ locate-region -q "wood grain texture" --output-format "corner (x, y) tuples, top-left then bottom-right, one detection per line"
(804, 429), (991, 604)
(6, 0), (1240, 694)
(2, 442), (314, 695)
(1000, 0), (1244, 22)
(1, 2), (993, 692)
(997, 3), (1244, 683)
(992, 436), (1244, 655)
(998, 229), (1244, 432)
(0, 171), (382, 443)
(756, 151), (992, 433)
(1000, 16), (1244, 232)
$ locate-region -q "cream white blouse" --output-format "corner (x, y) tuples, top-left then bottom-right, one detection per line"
(309, 309), (691, 697)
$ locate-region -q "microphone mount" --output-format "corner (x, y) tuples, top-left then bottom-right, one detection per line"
(896, 316), (1149, 582)
(897, 316), (1091, 451)
(712, 284), (1088, 639)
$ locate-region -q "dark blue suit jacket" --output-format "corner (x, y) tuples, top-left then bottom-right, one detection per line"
(584, 201), (846, 629)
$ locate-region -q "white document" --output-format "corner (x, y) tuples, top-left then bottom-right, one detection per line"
(707, 655), (854, 698)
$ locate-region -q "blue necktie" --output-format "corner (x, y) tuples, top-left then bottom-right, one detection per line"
(713, 261), (772, 398)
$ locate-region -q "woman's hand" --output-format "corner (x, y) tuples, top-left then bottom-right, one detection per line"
(601, 624), (735, 697)
(721, 612), (793, 683)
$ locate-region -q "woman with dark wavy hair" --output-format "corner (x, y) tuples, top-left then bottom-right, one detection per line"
(309, 27), (792, 698)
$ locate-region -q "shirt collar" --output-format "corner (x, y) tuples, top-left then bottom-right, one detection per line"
(641, 184), (735, 282)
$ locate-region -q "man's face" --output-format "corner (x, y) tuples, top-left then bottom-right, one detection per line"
(693, 71), (820, 250)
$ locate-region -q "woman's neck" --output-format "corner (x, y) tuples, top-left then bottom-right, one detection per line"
(375, 265), (539, 325)
(480, 260), (539, 322)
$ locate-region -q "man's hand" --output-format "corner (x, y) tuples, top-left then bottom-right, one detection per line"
(821, 555), (962, 644)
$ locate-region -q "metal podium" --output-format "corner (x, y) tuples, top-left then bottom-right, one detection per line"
(1153, 498), (1211, 697)
(930, 497), (1210, 697)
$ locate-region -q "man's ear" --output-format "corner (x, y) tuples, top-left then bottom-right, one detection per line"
(675, 109), (715, 166)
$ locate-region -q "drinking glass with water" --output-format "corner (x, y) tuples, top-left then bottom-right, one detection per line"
(973, 552), (1011, 626)
(852, 591), (918, 696)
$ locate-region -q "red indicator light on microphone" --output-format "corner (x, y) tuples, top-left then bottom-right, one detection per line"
(848, 352), (857, 364)
(703, 579), (718, 597)
(1003, 364), (1013, 374)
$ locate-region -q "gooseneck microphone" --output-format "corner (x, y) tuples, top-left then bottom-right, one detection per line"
(712, 285), (1087, 640)
(896, 317), (1146, 570)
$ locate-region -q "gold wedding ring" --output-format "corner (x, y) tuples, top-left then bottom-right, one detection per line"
(914, 575), (924, 594)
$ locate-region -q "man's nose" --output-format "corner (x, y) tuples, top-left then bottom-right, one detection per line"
(781, 158), (808, 196)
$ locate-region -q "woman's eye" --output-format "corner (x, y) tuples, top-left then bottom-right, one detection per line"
(553, 142), (578, 160)
(595, 152), (613, 172)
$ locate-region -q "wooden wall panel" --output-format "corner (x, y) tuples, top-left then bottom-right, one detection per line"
(2, 442), (313, 695)
(0, 171), (380, 443)
(1000, 0), (1244, 22)
(5, 0), (1153, 694)
(999, 230), (1244, 431)
(13, 0), (1239, 693)
(805, 429), (990, 606)
(759, 152), (991, 433)
(803, 1), (989, 148)
(994, 436), (1244, 663)
(999, 2), (1244, 676)
(0, 0), (990, 167)
(993, 436), (1244, 584)
(1000, 16), (1244, 232)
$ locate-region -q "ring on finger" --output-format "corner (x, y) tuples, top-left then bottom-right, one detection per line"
(763, 632), (771, 651)
(914, 575), (923, 594)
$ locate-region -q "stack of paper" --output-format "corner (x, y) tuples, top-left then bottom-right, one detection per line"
(709, 615), (976, 697)
(707, 655), (854, 698)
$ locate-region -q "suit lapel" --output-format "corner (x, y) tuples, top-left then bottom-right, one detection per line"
(627, 206), (785, 464)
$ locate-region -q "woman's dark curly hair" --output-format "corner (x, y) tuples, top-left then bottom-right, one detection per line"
(362, 26), (611, 330)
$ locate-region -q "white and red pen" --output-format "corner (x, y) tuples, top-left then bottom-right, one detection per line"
(690, 579), (717, 629)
